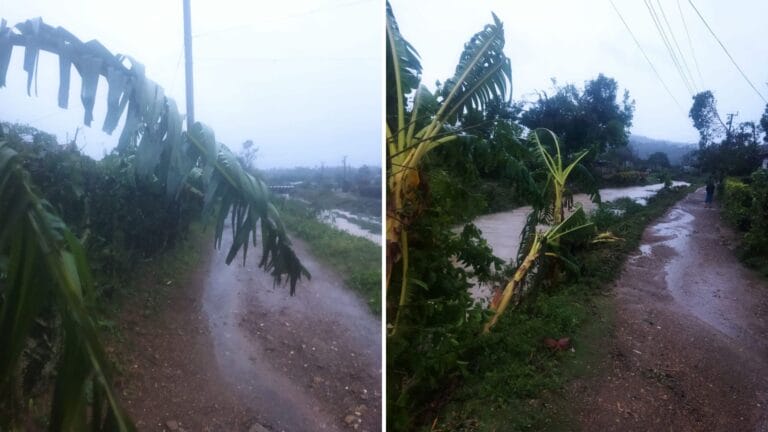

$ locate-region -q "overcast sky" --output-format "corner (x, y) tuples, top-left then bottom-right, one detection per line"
(390, 0), (768, 145)
(0, 0), (381, 168)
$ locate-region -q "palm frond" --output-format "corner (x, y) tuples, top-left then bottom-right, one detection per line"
(187, 124), (310, 294)
(436, 12), (512, 127)
(2, 16), (308, 290)
(0, 142), (133, 431)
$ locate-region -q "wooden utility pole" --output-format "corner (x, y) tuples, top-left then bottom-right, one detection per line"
(183, 0), (195, 127)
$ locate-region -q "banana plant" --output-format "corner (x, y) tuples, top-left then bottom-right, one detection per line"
(0, 16), (309, 428)
(386, 2), (512, 334)
(484, 207), (594, 332)
(0, 17), (309, 290)
(0, 142), (133, 431)
(530, 128), (597, 225)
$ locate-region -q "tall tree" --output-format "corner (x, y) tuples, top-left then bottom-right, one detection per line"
(520, 74), (635, 157)
(689, 91), (726, 148)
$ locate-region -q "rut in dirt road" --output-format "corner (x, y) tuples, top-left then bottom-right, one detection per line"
(204, 226), (381, 432)
(571, 187), (768, 432)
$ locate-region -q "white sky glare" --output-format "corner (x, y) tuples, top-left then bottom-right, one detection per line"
(390, 0), (768, 145)
(0, 0), (381, 168)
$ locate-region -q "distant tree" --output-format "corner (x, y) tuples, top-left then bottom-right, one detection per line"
(646, 151), (670, 169)
(521, 74), (635, 157)
(689, 91), (726, 148)
(760, 104), (768, 143)
(238, 139), (259, 172)
(688, 92), (761, 176)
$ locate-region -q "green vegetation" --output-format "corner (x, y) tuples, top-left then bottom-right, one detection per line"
(521, 74), (635, 158)
(688, 90), (764, 177)
(1, 18), (308, 428)
(384, 3), (700, 430)
(279, 199), (382, 314)
(721, 171), (768, 277)
(431, 185), (695, 432)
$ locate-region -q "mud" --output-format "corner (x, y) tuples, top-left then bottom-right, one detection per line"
(115, 226), (381, 431)
(570, 187), (768, 431)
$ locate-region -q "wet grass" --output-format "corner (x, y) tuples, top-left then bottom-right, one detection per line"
(427, 185), (696, 432)
(279, 200), (382, 315)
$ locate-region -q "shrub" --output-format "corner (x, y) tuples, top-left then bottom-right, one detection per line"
(722, 177), (752, 230)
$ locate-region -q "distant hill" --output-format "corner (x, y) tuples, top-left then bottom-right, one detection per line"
(629, 134), (696, 166)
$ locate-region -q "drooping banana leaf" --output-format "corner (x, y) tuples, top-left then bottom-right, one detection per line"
(3, 16), (309, 290)
(0, 19), (12, 87)
(187, 124), (310, 293)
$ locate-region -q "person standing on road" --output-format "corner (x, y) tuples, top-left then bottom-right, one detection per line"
(705, 177), (715, 207)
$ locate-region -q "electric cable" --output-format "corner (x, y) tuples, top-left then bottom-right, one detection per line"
(609, 0), (684, 111)
(687, 0), (766, 103)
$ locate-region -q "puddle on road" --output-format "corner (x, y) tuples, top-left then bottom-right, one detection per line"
(639, 189), (768, 352)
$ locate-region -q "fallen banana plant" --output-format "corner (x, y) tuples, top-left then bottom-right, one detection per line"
(386, 1), (512, 334)
(484, 207), (594, 332)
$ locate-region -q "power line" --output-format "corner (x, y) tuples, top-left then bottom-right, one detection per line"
(677, 0), (704, 87)
(687, 0), (767, 103)
(644, 0), (694, 95)
(655, 0), (698, 91)
(609, 0), (684, 111)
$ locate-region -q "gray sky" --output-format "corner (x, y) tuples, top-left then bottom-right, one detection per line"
(390, 0), (768, 145)
(0, 0), (381, 168)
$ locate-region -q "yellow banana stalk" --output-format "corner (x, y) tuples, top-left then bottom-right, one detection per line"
(386, 3), (512, 334)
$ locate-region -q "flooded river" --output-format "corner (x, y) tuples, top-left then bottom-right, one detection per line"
(468, 182), (688, 304)
(473, 181), (689, 264)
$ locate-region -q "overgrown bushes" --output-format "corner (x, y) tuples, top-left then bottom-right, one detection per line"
(1, 122), (201, 298)
(722, 170), (768, 275)
(722, 177), (753, 230)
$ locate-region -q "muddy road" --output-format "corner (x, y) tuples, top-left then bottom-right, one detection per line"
(116, 227), (381, 431)
(570, 188), (768, 431)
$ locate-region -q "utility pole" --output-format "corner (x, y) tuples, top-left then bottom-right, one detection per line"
(182, 0), (195, 127)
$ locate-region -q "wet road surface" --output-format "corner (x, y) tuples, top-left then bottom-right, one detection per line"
(570, 188), (768, 431)
(204, 227), (381, 431)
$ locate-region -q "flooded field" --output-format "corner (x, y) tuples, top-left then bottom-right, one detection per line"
(319, 209), (382, 244)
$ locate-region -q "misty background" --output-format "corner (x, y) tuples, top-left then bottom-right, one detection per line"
(0, 0), (381, 168)
(389, 0), (768, 148)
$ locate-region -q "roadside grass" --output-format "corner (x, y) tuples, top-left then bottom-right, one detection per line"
(279, 199), (382, 315)
(427, 184), (695, 431)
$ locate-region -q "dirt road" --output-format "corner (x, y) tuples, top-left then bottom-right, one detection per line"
(116, 229), (381, 431)
(570, 188), (768, 431)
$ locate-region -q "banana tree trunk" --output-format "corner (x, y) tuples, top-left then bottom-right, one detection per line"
(483, 234), (543, 332)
